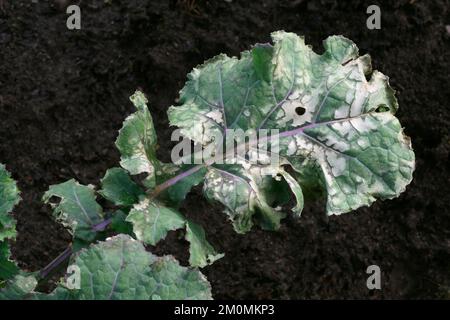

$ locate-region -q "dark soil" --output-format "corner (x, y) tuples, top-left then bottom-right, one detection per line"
(0, 0), (449, 299)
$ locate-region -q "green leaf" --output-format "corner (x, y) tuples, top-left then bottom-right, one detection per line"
(126, 199), (221, 267)
(43, 179), (104, 242)
(116, 91), (162, 180)
(168, 31), (415, 221)
(0, 164), (20, 242)
(99, 167), (144, 206)
(0, 241), (19, 281)
(0, 275), (37, 299)
(160, 165), (207, 207)
(203, 166), (284, 233)
(148, 255), (212, 299)
(0, 165), (20, 282)
(116, 92), (204, 202)
(185, 221), (224, 268)
(38, 235), (212, 300)
(278, 170), (304, 217)
(126, 199), (185, 246)
(110, 210), (134, 235)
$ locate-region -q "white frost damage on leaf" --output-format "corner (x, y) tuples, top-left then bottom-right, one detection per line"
(168, 31), (415, 220)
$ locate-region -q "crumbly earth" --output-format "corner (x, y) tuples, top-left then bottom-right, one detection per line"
(0, 0), (448, 299)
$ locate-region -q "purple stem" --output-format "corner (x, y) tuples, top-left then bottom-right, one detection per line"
(39, 218), (113, 280)
(148, 164), (205, 198)
(91, 217), (113, 232)
(39, 246), (73, 279)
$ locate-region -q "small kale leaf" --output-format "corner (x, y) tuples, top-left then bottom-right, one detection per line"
(99, 167), (144, 207)
(0, 164), (21, 282)
(0, 242), (19, 283)
(43, 179), (104, 243)
(126, 198), (186, 246)
(116, 91), (206, 204)
(126, 198), (223, 267)
(36, 235), (212, 300)
(115, 91), (160, 178)
(185, 220), (224, 268)
(0, 164), (20, 242)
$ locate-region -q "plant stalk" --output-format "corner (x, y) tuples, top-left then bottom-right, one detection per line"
(147, 164), (206, 198)
(39, 246), (73, 279)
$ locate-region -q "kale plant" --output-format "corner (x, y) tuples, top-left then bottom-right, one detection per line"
(0, 31), (415, 300)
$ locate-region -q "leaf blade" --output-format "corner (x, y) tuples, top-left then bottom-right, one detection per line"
(0, 164), (20, 242)
(169, 31), (415, 222)
(126, 199), (186, 246)
(99, 167), (144, 207)
(116, 91), (161, 178)
(0, 165), (20, 282)
(43, 179), (104, 242)
(185, 221), (224, 268)
(37, 235), (212, 300)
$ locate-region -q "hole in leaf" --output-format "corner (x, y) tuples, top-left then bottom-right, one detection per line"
(295, 106), (306, 115)
(375, 104), (389, 113)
